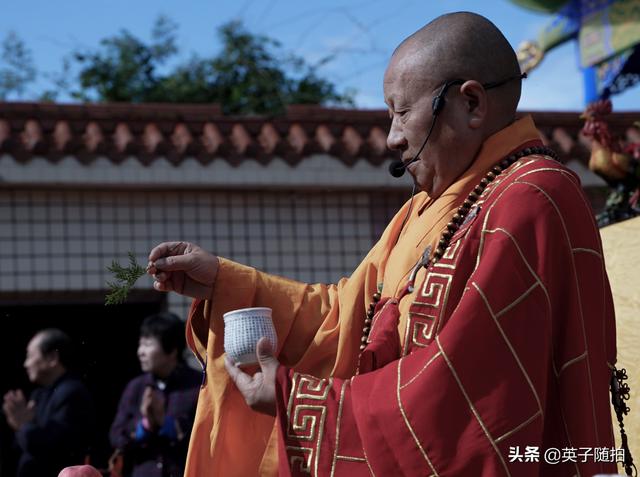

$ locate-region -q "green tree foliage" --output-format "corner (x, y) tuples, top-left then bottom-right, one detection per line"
(0, 31), (36, 100)
(70, 17), (354, 114)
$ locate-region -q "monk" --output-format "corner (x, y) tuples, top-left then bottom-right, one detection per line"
(148, 12), (619, 476)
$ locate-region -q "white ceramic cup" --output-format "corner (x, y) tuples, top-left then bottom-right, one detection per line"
(223, 307), (277, 366)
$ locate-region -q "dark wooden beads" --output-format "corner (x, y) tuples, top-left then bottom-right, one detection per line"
(360, 290), (382, 349)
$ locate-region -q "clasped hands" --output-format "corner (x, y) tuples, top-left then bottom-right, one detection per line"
(140, 386), (166, 431)
(147, 241), (278, 417)
(2, 390), (35, 431)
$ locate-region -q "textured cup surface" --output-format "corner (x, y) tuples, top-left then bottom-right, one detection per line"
(223, 307), (277, 366)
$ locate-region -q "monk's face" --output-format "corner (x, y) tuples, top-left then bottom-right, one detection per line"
(384, 52), (478, 197)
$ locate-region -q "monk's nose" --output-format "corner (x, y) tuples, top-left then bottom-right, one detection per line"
(386, 120), (407, 151)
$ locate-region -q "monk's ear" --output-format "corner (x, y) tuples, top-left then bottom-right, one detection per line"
(460, 80), (487, 129)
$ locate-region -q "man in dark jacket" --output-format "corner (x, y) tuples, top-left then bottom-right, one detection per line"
(2, 329), (95, 477)
(109, 312), (200, 477)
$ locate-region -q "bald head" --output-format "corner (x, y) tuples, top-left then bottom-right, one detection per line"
(393, 12), (522, 122)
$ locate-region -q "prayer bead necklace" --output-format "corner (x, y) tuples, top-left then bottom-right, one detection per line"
(359, 146), (558, 352)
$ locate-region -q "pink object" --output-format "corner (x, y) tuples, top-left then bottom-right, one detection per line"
(57, 465), (102, 477)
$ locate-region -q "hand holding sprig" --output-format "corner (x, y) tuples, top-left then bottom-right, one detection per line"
(147, 241), (219, 300)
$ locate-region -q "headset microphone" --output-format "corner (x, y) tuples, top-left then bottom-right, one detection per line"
(389, 158), (410, 178)
(388, 79), (464, 178)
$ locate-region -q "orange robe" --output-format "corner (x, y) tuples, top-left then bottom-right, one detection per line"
(184, 116), (617, 476)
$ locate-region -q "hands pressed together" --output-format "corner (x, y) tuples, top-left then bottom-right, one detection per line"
(2, 389), (35, 431)
(148, 241), (279, 417)
(140, 386), (166, 431)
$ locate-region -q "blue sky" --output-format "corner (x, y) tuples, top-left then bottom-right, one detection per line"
(2, 0), (639, 111)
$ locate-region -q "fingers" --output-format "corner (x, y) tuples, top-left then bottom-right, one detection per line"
(224, 356), (253, 390)
(151, 254), (193, 272)
(152, 277), (173, 293)
(152, 271), (169, 282)
(141, 387), (153, 403)
(4, 390), (25, 407)
(148, 241), (187, 263)
(3, 390), (15, 402)
(140, 388), (153, 415)
(256, 337), (276, 367)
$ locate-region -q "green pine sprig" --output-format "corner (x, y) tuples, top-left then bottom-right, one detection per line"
(105, 252), (146, 305)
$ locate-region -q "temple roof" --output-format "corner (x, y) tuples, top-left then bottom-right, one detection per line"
(1, 102), (638, 166)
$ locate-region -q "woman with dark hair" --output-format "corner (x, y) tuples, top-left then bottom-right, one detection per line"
(109, 313), (200, 477)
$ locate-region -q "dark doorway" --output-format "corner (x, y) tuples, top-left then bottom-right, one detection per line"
(0, 292), (164, 476)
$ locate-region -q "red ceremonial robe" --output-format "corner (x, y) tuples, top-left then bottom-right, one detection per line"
(275, 153), (618, 476)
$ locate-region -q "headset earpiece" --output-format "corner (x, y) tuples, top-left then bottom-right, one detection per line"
(432, 79), (464, 116)
(432, 95), (445, 114)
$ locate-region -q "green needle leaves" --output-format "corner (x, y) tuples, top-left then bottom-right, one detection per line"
(105, 252), (146, 305)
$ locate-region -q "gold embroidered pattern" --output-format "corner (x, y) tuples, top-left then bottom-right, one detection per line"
(495, 410), (542, 444)
(335, 456), (367, 462)
(495, 282), (539, 319)
(434, 240), (462, 270)
(402, 310), (436, 356)
(557, 351), (588, 376)
(482, 227), (552, 316)
(572, 247), (602, 258)
(472, 167), (583, 477)
(472, 282), (543, 416)
(404, 267), (455, 355)
(416, 272), (453, 308)
(290, 404), (327, 440)
(286, 373), (332, 476)
(396, 359), (439, 475)
(400, 351), (442, 389)
(443, 239), (460, 260)
(330, 381), (349, 477)
(297, 374), (333, 400)
(436, 336), (511, 476)
(287, 446), (313, 474)
(516, 179), (599, 439)
(412, 317), (436, 346)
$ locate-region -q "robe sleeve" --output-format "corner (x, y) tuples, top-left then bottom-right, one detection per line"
(275, 178), (617, 477)
(183, 197), (417, 477)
